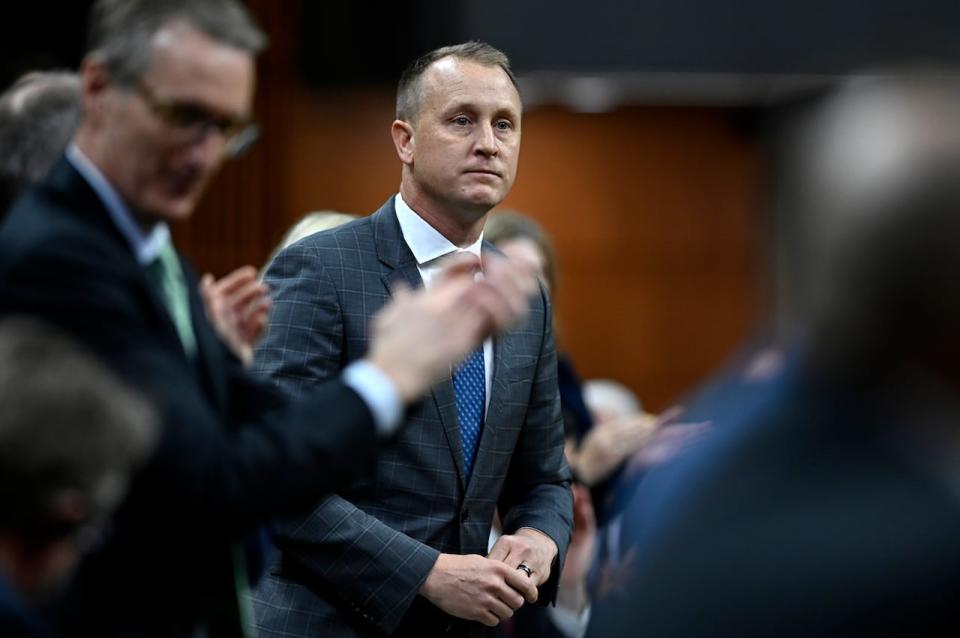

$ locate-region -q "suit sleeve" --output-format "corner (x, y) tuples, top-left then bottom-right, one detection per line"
(498, 285), (575, 605)
(0, 234), (380, 535)
(257, 241), (441, 634)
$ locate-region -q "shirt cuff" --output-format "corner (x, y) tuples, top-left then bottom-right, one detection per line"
(548, 603), (591, 638)
(342, 360), (403, 437)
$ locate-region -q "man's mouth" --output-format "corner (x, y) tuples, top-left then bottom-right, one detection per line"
(165, 169), (203, 195)
(464, 168), (501, 178)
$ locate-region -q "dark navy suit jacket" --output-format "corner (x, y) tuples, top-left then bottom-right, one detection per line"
(0, 158), (385, 636)
(252, 200), (573, 637)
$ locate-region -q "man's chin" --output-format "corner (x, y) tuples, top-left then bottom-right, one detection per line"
(461, 187), (507, 211)
(140, 196), (198, 225)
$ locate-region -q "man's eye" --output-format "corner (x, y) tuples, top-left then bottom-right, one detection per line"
(452, 116), (471, 126)
(166, 105), (212, 128)
(495, 120), (512, 131)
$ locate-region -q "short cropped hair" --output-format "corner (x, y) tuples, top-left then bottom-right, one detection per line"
(0, 318), (157, 543)
(396, 41), (519, 122)
(0, 71), (82, 213)
(86, 0), (267, 87)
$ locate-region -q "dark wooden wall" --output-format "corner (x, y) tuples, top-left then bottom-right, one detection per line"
(175, 2), (764, 411)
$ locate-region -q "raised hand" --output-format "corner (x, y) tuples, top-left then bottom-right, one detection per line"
(574, 413), (658, 486)
(366, 253), (538, 403)
(199, 266), (271, 368)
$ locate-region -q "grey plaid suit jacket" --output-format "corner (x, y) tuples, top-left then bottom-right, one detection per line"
(251, 199), (573, 637)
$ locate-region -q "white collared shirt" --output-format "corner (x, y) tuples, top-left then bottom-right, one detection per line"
(394, 193), (493, 409)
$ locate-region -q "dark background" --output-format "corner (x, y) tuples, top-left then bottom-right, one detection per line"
(6, 1), (960, 93)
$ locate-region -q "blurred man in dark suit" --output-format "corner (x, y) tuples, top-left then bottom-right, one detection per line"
(0, 2), (537, 635)
(588, 73), (960, 638)
(254, 42), (572, 637)
(0, 67), (272, 367)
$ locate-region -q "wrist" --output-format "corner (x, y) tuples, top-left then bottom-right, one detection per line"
(367, 353), (420, 404)
(419, 553), (449, 598)
(556, 581), (588, 614)
(516, 527), (558, 561)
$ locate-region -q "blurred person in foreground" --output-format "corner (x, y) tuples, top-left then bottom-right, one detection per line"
(0, 1), (536, 635)
(589, 73), (960, 637)
(0, 318), (156, 638)
(0, 69), (271, 369)
(253, 42), (572, 637)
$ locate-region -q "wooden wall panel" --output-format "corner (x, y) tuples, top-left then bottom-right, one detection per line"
(506, 107), (762, 410)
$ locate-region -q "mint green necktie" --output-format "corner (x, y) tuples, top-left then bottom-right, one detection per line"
(145, 242), (197, 358)
(146, 246), (256, 635)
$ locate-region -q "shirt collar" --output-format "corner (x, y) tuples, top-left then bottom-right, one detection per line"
(394, 193), (483, 266)
(66, 143), (170, 266)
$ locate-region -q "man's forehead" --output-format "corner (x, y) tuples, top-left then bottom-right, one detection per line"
(421, 57), (520, 110)
(429, 56), (465, 77)
(141, 22), (255, 113)
(148, 22), (253, 75)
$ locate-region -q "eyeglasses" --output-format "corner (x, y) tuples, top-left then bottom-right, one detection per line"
(133, 82), (259, 158)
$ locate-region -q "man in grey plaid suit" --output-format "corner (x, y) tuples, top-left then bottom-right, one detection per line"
(251, 42), (573, 636)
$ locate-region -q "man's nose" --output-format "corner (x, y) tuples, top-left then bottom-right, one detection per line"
(474, 122), (498, 157)
(187, 125), (229, 168)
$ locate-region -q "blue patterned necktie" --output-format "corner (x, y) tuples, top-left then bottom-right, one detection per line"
(453, 346), (486, 479)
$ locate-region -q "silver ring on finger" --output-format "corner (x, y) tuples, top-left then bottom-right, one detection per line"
(516, 563), (533, 578)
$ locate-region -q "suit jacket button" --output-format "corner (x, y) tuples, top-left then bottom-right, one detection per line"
(460, 509), (469, 522)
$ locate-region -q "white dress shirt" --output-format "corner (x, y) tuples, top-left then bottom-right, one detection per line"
(394, 193), (493, 408)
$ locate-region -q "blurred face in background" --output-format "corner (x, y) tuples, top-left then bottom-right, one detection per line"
(80, 23), (255, 227)
(495, 237), (549, 294)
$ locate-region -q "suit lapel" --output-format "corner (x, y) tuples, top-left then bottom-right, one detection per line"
(372, 200), (469, 491)
(431, 373), (468, 490)
(465, 332), (514, 495)
(465, 240), (517, 496)
(49, 158), (193, 366)
(181, 258), (230, 410)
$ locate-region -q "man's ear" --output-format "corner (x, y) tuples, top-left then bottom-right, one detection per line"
(79, 58), (113, 126)
(391, 119), (415, 166)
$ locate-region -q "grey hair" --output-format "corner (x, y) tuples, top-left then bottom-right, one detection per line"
(86, 0), (267, 87)
(396, 41), (520, 122)
(0, 71), (82, 213)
